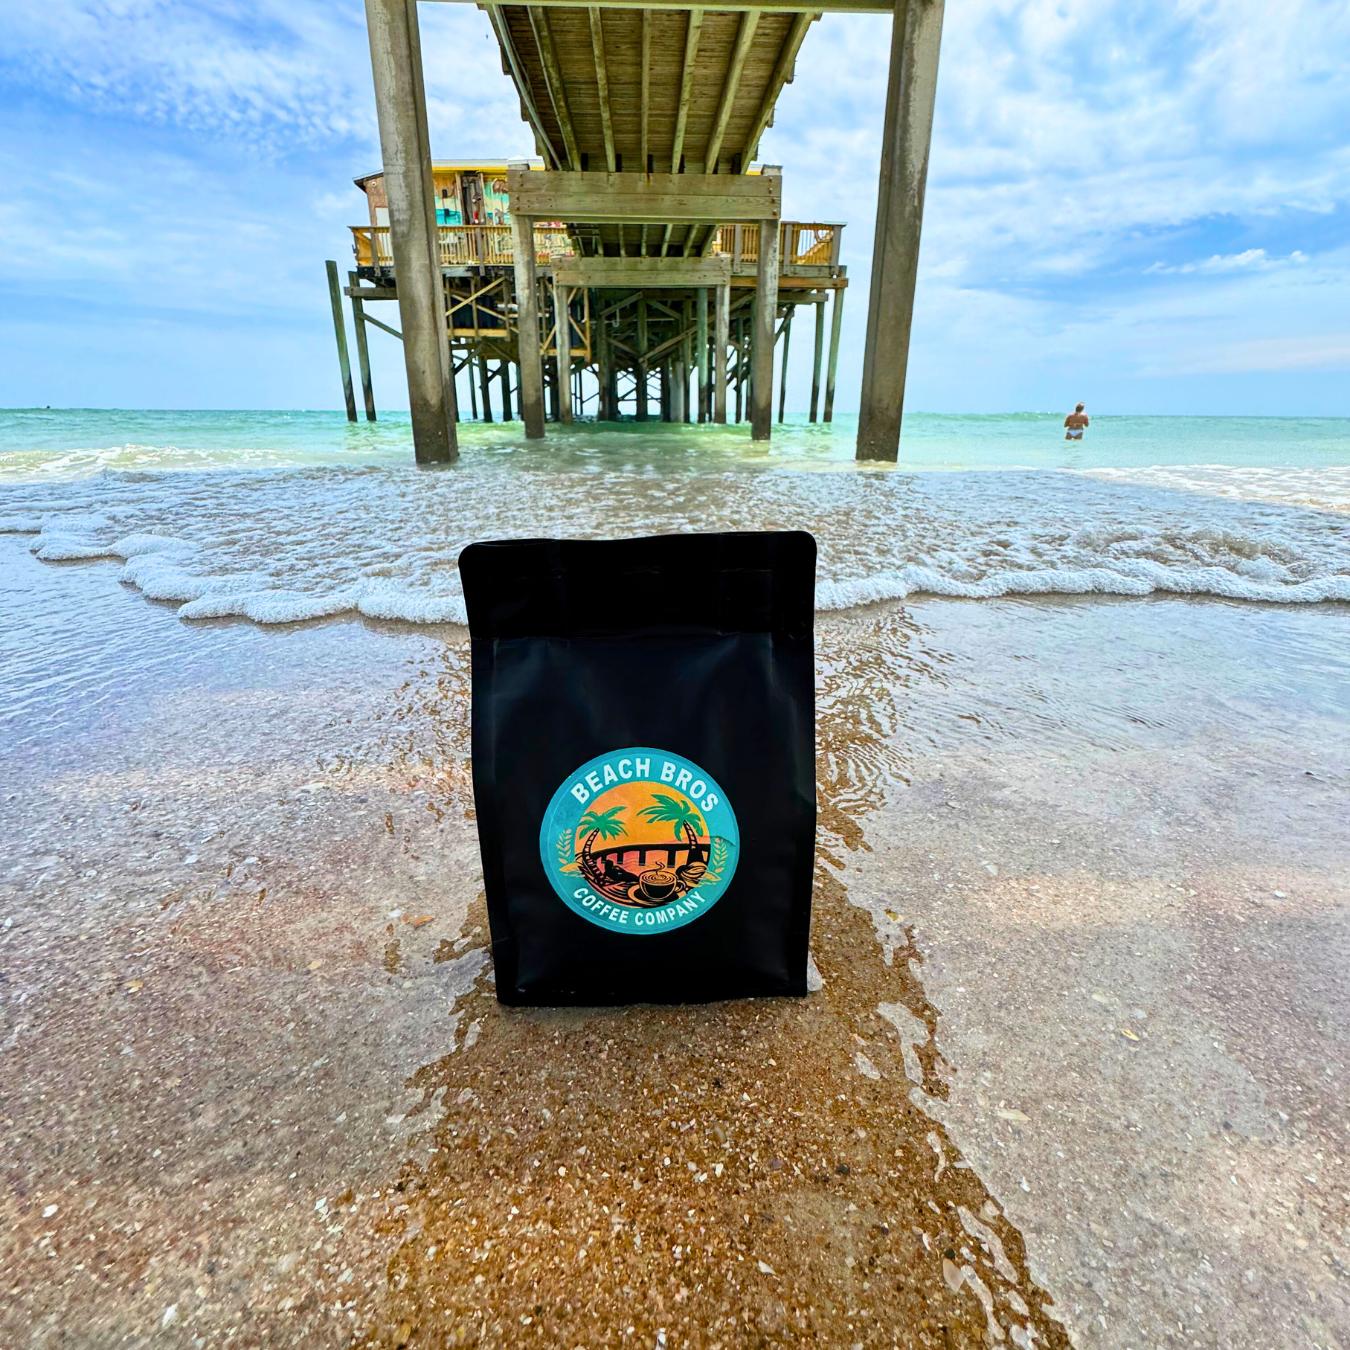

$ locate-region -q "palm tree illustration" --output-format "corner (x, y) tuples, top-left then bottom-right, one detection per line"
(638, 794), (706, 860)
(576, 806), (627, 868)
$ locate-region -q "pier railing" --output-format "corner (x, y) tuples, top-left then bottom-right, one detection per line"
(712, 222), (843, 270)
(352, 220), (843, 275)
(352, 223), (576, 269)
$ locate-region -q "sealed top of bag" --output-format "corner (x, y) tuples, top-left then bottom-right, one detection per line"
(459, 531), (815, 640)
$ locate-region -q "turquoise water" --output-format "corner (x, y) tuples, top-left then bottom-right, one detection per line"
(2, 407), (1347, 474)
(1, 407), (1347, 624)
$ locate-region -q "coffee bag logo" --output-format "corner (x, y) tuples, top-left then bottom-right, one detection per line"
(539, 747), (740, 936)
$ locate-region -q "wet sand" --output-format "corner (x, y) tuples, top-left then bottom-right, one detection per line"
(2, 537), (1347, 1347)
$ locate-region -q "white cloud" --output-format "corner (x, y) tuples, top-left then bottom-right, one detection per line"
(769, 0), (1350, 288)
(1, 0), (521, 157)
(4, 1), (372, 150)
(1145, 249), (1309, 275)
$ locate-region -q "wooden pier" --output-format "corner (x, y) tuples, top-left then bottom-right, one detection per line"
(331, 0), (943, 463)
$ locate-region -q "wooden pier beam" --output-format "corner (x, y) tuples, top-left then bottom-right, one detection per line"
(705, 11), (760, 171)
(857, 0), (944, 461)
(528, 9), (580, 167)
(777, 309), (792, 424)
(511, 206), (546, 438)
(744, 11), (814, 162)
(671, 9), (705, 174)
(363, 0), (456, 462)
(640, 11), (651, 171)
(551, 256), (730, 288)
(327, 260), (358, 423)
(506, 169), (780, 223)
(751, 211), (781, 441)
(713, 281), (729, 424)
(588, 7), (617, 172)
(347, 269), (377, 421)
(809, 294), (824, 423)
(555, 279), (573, 422)
(824, 284), (845, 423)
(486, 6), (563, 168)
(499, 360), (514, 420)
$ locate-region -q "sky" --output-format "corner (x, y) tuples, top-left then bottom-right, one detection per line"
(1, 0), (1348, 416)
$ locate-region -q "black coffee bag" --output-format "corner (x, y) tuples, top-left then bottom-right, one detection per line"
(460, 531), (816, 1006)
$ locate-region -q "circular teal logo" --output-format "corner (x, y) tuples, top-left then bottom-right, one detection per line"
(539, 747), (740, 936)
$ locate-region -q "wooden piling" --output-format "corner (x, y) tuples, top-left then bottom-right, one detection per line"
(546, 357), (561, 421)
(347, 270), (377, 422)
(595, 304), (611, 419)
(696, 288), (710, 423)
(681, 302), (693, 423)
(478, 352), (494, 422)
(555, 279), (573, 423)
(777, 309), (792, 423)
(327, 260), (358, 423)
(685, 311), (694, 424)
(500, 360), (513, 420)
(363, 0), (456, 462)
(604, 331), (618, 420)
(824, 284), (844, 423)
(636, 297), (649, 421)
(713, 281), (729, 423)
(857, 0), (944, 461)
(511, 209), (546, 438)
(739, 315), (750, 421)
(751, 216), (780, 441)
(809, 295), (824, 423)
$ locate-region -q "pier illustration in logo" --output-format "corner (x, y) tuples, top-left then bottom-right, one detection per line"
(539, 748), (739, 936)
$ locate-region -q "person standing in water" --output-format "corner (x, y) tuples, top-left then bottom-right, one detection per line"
(1064, 403), (1090, 440)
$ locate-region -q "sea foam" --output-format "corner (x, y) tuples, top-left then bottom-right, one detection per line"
(1, 454), (1346, 628)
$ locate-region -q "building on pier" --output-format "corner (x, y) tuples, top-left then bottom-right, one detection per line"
(328, 158), (849, 429)
(327, 0), (944, 463)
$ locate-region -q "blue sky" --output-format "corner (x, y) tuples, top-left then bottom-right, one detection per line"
(1, 0), (1348, 415)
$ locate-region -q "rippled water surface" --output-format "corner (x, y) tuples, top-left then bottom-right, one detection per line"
(1, 411), (1347, 633)
(2, 407), (1347, 1347)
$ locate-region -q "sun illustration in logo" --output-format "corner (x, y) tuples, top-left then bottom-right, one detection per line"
(542, 748), (739, 935)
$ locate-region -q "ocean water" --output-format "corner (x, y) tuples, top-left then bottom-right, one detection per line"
(0, 408), (1347, 629)
(2, 409), (1348, 1347)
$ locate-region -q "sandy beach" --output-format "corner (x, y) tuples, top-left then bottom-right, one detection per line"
(3, 445), (1346, 1349)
